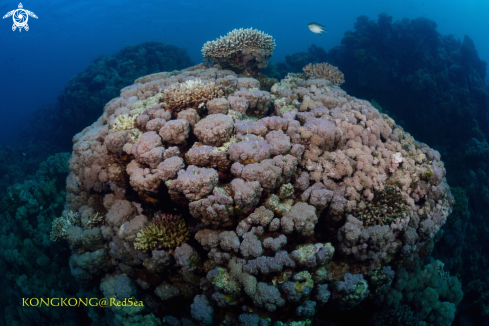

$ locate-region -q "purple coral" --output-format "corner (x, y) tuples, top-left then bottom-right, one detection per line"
(191, 295), (213, 326)
(194, 114), (234, 146)
(62, 62), (455, 325)
(159, 119), (190, 145)
(228, 137), (272, 163)
(167, 165), (218, 201)
(281, 202), (318, 236)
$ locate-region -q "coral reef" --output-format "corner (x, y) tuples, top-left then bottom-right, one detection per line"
(3, 16), (485, 325)
(0, 153), (84, 325)
(303, 63), (345, 86)
(378, 259), (463, 326)
(57, 53), (455, 325)
(0, 145), (49, 200)
(202, 28), (276, 76)
(324, 13), (489, 147)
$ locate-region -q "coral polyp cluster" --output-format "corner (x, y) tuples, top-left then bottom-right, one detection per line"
(303, 62), (345, 86)
(202, 28), (276, 76)
(56, 45), (453, 324)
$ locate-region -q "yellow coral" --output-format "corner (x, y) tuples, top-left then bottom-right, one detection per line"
(303, 62), (345, 86)
(270, 73), (305, 94)
(112, 94), (164, 132)
(134, 215), (190, 251)
(213, 135), (237, 153)
(131, 93), (163, 111)
(128, 128), (142, 142)
(112, 114), (136, 132)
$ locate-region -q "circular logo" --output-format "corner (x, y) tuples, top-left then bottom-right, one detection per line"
(13, 9), (28, 27)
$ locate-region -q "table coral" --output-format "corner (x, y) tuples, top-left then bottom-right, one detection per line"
(202, 28), (276, 76)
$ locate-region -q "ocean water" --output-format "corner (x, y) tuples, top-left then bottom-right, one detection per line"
(0, 0), (488, 325)
(1, 0), (488, 145)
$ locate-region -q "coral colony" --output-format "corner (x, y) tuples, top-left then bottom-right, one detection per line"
(50, 28), (457, 325)
(202, 28), (276, 77)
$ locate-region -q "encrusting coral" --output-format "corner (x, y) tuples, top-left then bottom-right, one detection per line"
(202, 28), (276, 76)
(56, 31), (456, 325)
(303, 62), (345, 86)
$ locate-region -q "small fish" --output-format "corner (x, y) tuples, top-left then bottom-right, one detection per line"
(308, 22), (327, 35)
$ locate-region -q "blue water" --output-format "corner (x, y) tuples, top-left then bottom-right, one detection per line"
(1, 0), (488, 145)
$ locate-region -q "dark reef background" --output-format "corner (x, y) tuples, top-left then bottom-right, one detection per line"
(1, 1), (489, 325)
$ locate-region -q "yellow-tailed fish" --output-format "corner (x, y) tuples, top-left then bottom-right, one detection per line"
(308, 22), (327, 35)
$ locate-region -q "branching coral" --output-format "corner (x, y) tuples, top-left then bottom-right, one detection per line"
(133, 214), (190, 251)
(303, 62), (345, 86)
(202, 28), (276, 76)
(83, 212), (104, 229)
(162, 79), (225, 112)
(351, 185), (411, 226)
(50, 210), (81, 241)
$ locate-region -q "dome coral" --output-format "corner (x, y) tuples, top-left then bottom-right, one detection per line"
(57, 45), (453, 324)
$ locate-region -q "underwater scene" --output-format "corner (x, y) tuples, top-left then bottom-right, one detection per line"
(1, 0), (489, 325)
